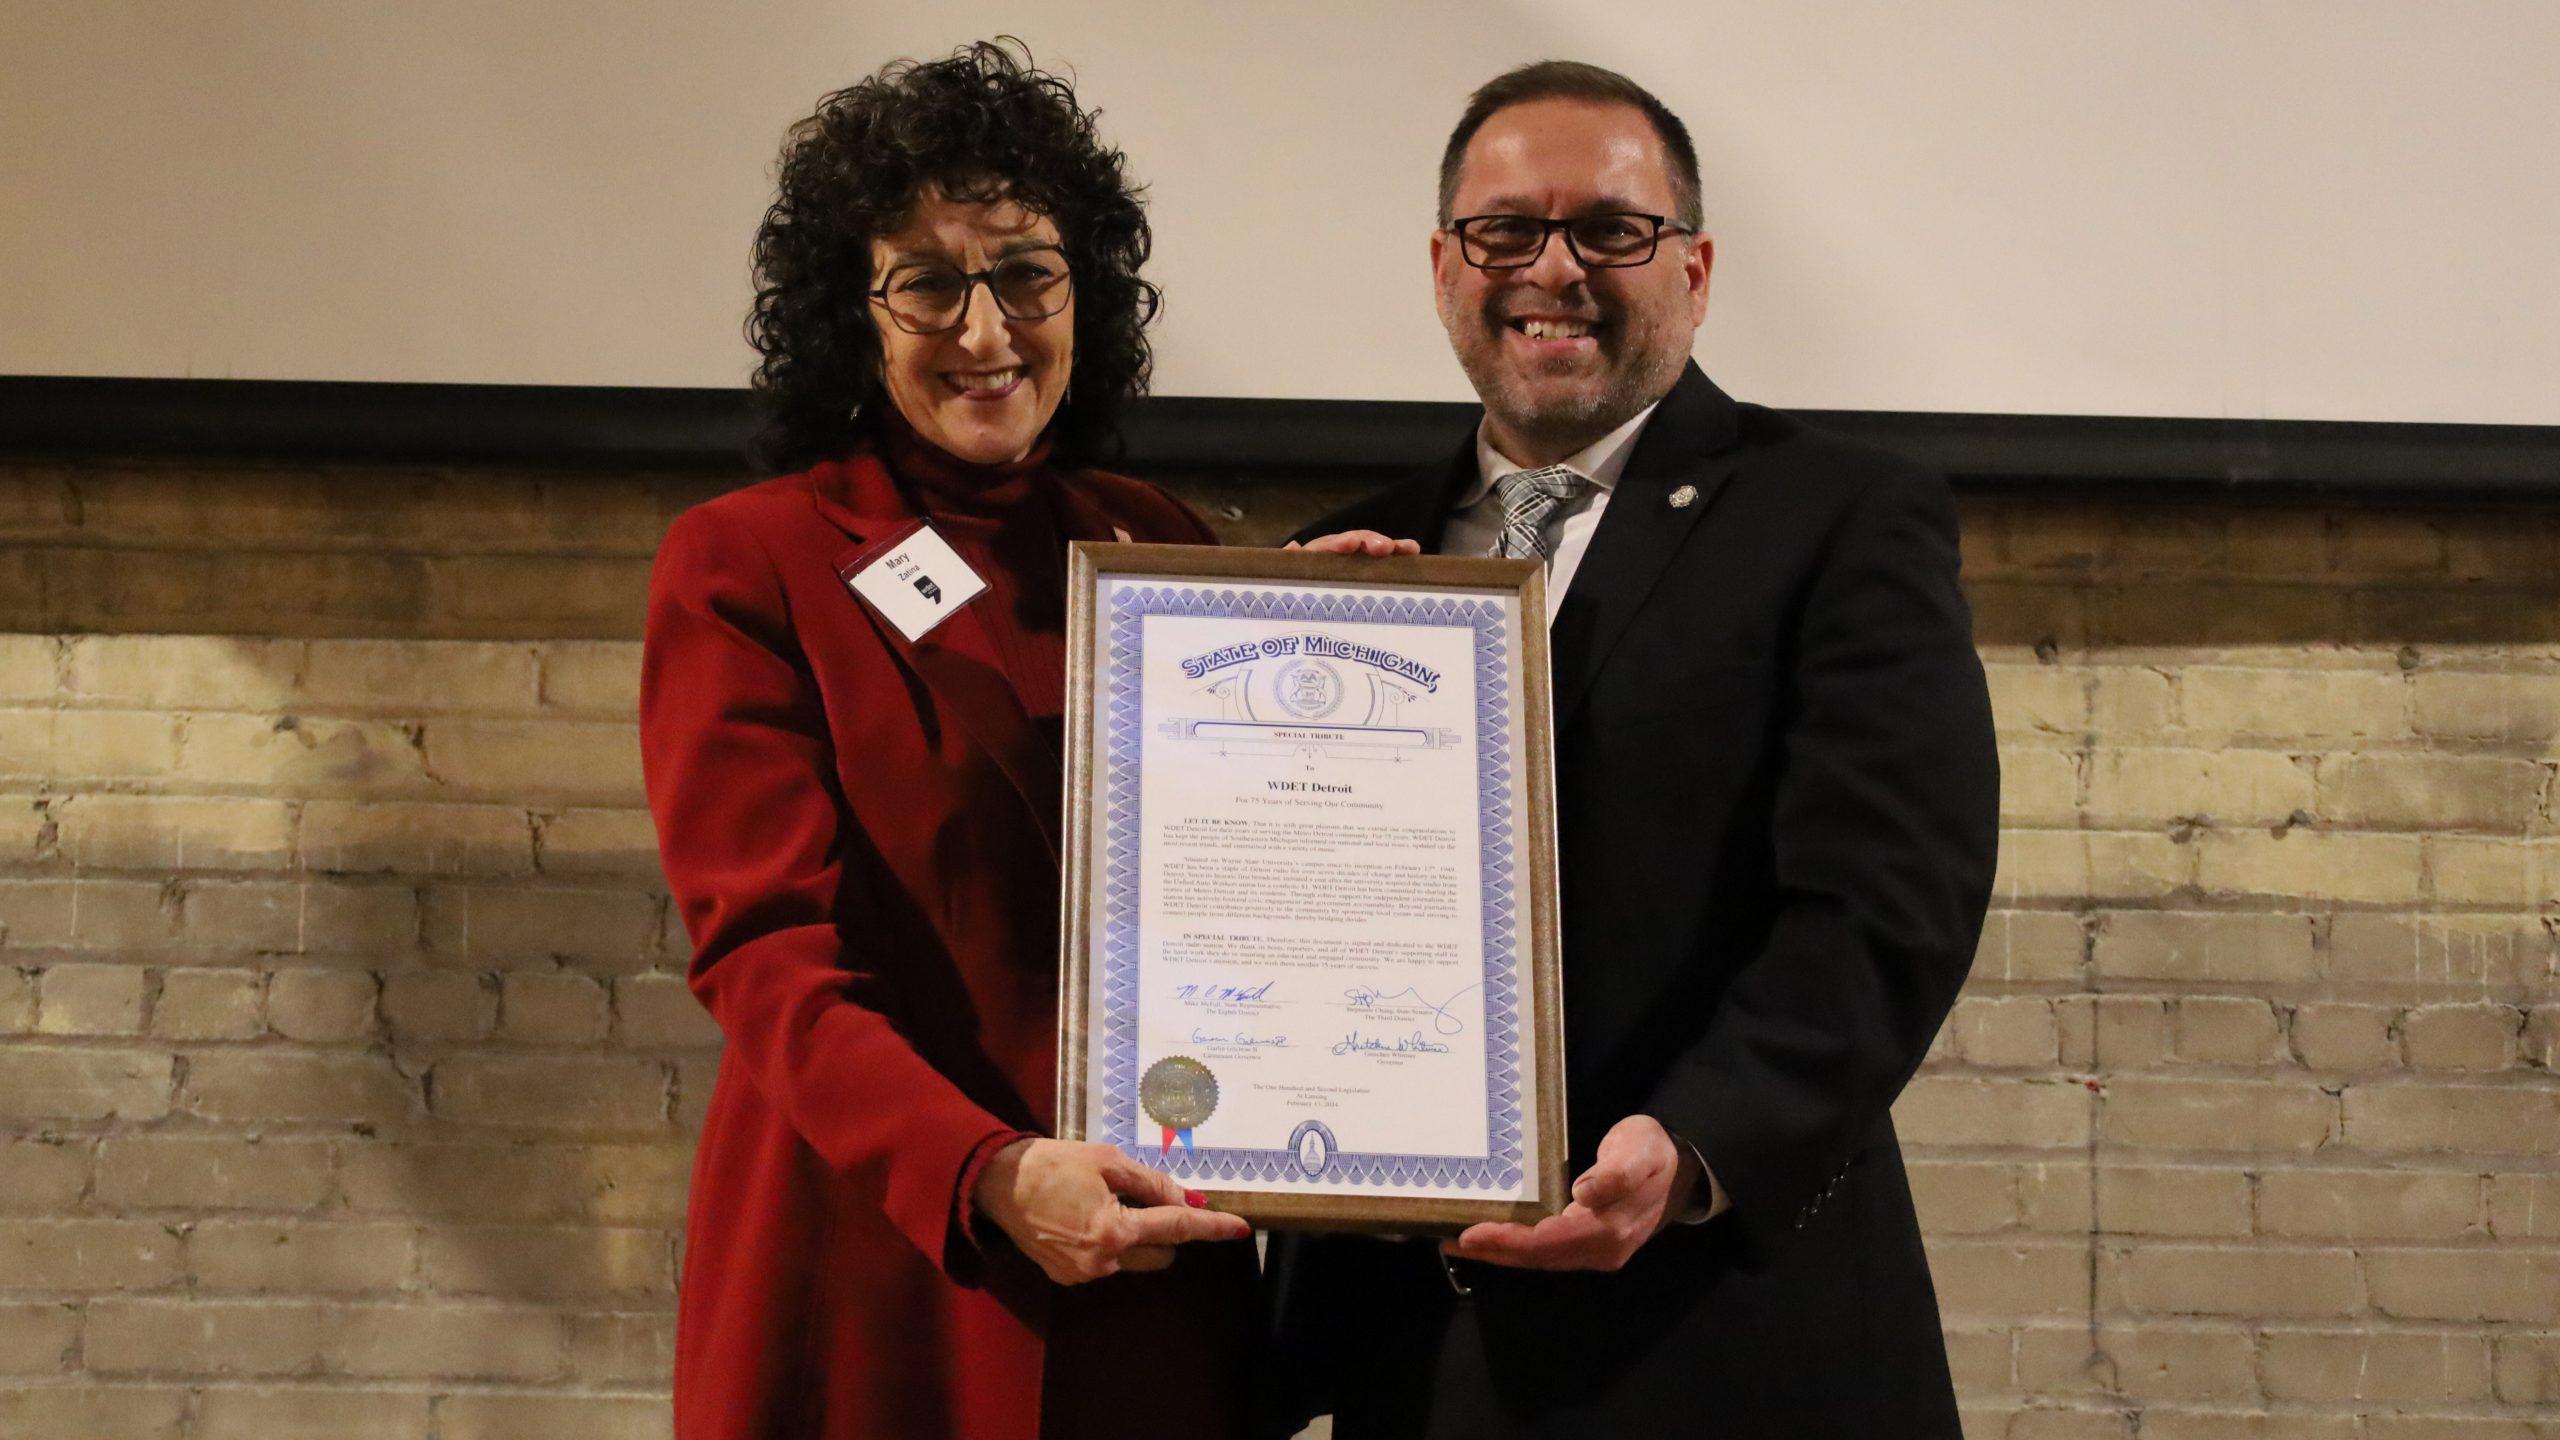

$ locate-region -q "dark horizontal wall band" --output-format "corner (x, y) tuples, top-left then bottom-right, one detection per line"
(0, 376), (755, 472)
(5, 375), (2558, 500)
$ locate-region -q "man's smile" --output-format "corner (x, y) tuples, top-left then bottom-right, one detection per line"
(1496, 306), (1608, 361)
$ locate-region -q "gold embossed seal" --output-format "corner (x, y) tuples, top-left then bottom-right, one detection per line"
(1141, 1055), (1218, 1157)
(1140, 1055), (1218, 1131)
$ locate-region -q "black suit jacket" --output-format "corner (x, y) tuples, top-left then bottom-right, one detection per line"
(1260, 364), (2000, 1439)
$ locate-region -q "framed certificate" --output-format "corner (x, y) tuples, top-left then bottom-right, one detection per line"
(1057, 543), (1567, 1232)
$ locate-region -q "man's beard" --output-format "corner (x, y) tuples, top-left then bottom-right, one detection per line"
(1446, 288), (1687, 456)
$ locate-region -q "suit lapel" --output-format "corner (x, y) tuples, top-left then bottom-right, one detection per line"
(1404, 447), (1481, 555)
(1547, 364), (1744, 730)
(813, 460), (1067, 866)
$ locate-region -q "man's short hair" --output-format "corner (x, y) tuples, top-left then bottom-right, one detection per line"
(1436, 60), (1703, 231)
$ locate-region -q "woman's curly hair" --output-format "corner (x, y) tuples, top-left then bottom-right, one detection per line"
(746, 39), (1160, 472)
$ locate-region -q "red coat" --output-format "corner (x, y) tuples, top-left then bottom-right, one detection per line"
(640, 446), (1255, 1440)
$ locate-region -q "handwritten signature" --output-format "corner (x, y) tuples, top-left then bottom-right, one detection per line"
(1331, 1030), (1453, 1057)
(1191, 1027), (1289, 1049)
(1172, 979), (1277, 1004)
(1340, 982), (1479, 1035)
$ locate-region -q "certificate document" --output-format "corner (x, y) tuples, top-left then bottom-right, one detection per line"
(1059, 544), (1566, 1231)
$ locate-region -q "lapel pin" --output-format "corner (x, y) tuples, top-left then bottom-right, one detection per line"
(1668, 484), (1698, 509)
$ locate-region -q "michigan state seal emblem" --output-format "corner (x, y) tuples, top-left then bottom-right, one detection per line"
(1271, 658), (1344, 720)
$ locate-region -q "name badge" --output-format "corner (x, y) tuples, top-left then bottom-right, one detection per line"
(841, 523), (988, 642)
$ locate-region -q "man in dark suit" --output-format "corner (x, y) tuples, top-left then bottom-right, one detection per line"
(1263, 61), (2001, 1438)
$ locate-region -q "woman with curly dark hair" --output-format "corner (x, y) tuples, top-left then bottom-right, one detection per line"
(639, 40), (1256, 1440)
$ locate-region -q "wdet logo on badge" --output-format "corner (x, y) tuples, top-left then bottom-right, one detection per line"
(838, 524), (986, 643)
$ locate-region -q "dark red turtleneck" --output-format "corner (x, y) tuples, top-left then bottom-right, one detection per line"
(860, 411), (1081, 753)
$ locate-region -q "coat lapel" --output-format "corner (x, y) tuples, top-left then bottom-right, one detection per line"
(811, 459), (1069, 866)
(1402, 446), (1481, 556)
(1546, 364), (1743, 730)
(1047, 477), (1137, 551)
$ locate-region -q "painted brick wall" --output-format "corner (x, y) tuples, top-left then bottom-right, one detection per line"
(1, 461), (2554, 1438)
(1930, 503), (2560, 1440)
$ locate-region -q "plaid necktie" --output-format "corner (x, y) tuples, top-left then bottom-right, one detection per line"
(1487, 464), (1590, 561)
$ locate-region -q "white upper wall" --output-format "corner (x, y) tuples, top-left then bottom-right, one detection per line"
(3, 0), (2554, 423)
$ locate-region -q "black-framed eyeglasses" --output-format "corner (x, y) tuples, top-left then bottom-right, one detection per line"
(1446, 212), (1694, 270)
(866, 246), (1073, 334)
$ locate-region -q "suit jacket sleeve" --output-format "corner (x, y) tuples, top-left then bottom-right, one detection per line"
(1648, 461), (1997, 1259)
(640, 506), (1030, 1280)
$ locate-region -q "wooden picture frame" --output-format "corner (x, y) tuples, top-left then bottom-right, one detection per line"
(1056, 542), (1567, 1232)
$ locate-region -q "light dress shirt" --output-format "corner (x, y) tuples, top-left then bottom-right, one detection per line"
(1442, 402), (1656, 622)
(1445, 399), (1731, 1225)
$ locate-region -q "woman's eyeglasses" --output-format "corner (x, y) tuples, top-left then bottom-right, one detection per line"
(867, 247), (1073, 334)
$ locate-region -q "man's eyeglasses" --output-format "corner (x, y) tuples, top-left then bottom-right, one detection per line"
(1446, 213), (1693, 271)
(867, 246), (1073, 335)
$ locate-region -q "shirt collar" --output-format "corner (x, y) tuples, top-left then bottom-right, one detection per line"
(1458, 398), (1665, 507)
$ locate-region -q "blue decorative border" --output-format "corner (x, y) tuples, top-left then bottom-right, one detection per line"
(1100, 584), (1525, 1191)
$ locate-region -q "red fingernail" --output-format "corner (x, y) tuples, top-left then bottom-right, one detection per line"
(1184, 1189), (1207, 1208)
